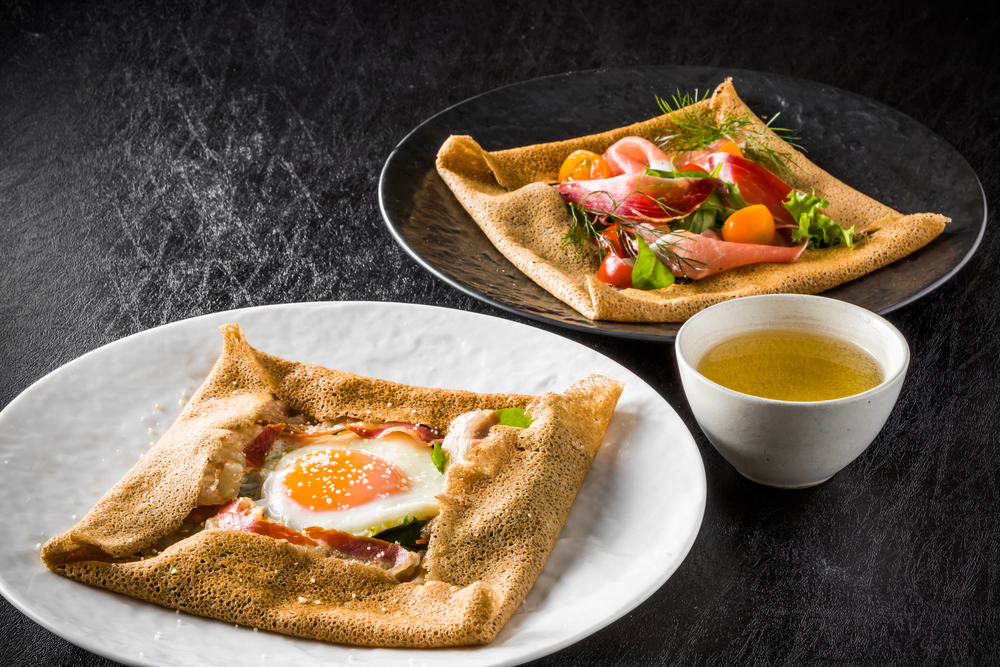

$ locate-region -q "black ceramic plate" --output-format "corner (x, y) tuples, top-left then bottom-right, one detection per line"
(379, 67), (987, 341)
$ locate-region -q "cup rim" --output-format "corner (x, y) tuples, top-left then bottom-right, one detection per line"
(675, 294), (910, 406)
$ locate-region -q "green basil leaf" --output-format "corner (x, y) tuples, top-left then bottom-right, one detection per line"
(631, 235), (675, 290)
(431, 441), (447, 474)
(495, 408), (533, 428)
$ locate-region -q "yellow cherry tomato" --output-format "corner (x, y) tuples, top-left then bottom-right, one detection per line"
(722, 204), (775, 244)
(718, 140), (744, 158)
(558, 150), (614, 182)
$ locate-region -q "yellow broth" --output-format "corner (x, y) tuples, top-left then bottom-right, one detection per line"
(696, 329), (883, 401)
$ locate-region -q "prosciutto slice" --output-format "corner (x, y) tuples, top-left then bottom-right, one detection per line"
(602, 137), (672, 175)
(205, 499), (422, 580)
(244, 423), (285, 467)
(602, 136), (745, 175)
(651, 230), (807, 280)
(553, 173), (723, 223)
(345, 422), (440, 444)
(207, 498), (318, 547)
(254, 421), (440, 447)
(707, 152), (795, 227)
(304, 527), (421, 579)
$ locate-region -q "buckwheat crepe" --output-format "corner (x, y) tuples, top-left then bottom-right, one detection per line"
(436, 78), (948, 322)
(41, 324), (624, 647)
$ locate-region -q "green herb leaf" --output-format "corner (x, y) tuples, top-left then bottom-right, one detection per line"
(653, 91), (803, 182)
(431, 441), (447, 474)
(784, 191), (854, 249)
(631, 235), (675, 290)
(373, 516), (427, 552)
(725, 182), (749, 210)
(495, 408), (533, 428)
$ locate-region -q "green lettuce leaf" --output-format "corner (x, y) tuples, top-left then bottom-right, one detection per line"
(631, 235), (675, 290)
(431, 441), (447, 474)
(784, 191), (854, 249)
(495, 408), (533, 428)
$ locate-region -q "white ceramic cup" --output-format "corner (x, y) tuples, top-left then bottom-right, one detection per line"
(675, 294), (910, 488)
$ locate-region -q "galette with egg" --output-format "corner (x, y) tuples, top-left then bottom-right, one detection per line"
(41, 324), (623, 647)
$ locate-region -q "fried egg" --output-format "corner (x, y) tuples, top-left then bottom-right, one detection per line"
(259, 431), (443, 536)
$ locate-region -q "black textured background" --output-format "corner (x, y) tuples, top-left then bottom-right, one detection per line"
(1, 1), (997, 665)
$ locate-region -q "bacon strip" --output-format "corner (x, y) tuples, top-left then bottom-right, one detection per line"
(553, 173), (723, 223)
(304, 527), (421, 579)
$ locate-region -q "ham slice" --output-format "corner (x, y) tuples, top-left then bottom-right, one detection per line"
(651, 230), (807, 280)
(553, 173), (723, 223)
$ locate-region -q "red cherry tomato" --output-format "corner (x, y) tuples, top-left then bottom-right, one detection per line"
(596, 253), (634, 289)
(599, 225), (626, 256)
(558, 150), (614, 182)
(722, 204), (776, 245)
(677, 162), (708, 173)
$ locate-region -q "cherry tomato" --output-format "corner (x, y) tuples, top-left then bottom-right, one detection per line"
(596, 253), (634, 289)
(599, 225), (626, 256)
(677, 162), (709, 173)
(558, 150), (614, 182)
(722, 204), (775, 245)
(718, 141), (744, 158)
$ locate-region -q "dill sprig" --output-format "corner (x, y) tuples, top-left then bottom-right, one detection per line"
(652, 89), (804, 182)
(562, 190), (703, 274)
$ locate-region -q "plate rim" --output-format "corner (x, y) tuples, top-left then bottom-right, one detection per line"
(378, 65), (989, 341)
(0, 300), (707, 667)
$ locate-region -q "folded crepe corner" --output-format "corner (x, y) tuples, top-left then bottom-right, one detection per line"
(41, 324), (624, 648)
(436, 77), (948, 322)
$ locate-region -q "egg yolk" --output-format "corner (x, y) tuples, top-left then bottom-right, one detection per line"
(281, 449), (409, 511)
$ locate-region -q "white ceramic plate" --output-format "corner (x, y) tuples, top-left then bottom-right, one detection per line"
(0, 302), (705, 667)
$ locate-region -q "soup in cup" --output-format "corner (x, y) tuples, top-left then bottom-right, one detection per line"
(675, 294), (909, 488)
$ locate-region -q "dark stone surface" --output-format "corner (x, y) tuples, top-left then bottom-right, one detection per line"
(1, 1), (997, 665)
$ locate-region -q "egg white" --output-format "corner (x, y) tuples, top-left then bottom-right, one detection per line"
(259, 431), (444, 536)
